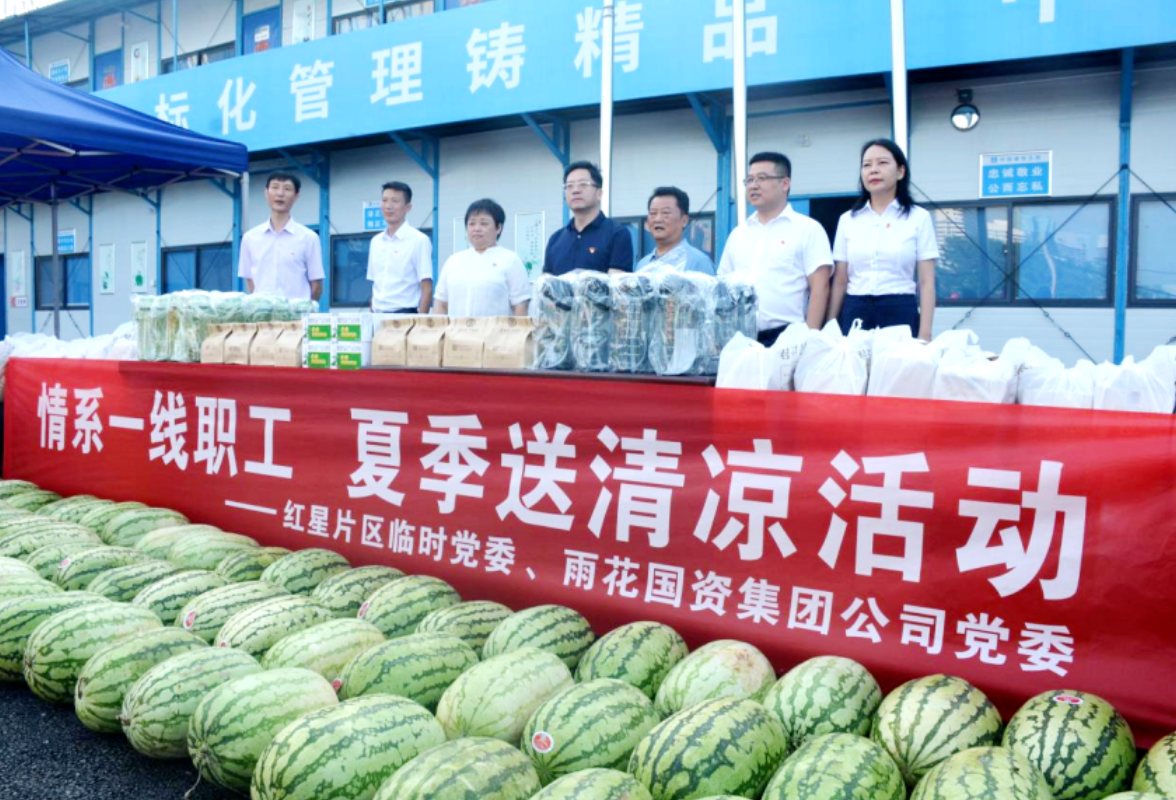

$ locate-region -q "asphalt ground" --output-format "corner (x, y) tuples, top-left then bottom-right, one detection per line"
(0, 681), (238, 800)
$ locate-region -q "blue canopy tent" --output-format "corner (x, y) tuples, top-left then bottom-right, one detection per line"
(0, 45), (248, 337)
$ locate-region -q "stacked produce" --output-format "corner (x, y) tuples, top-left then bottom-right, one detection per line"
(1, 476), (1175, 800)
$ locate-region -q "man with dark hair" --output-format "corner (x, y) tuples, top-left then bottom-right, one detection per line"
(543, 160), (633, 275)
(367, 181), (433, 313)
(718, 151), (832, 345)
(636, 186), (714, 275)
(238, 171), (324, 302)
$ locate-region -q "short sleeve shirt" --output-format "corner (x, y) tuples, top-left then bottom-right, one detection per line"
(367, 223), (434, 311)
(435, 245), (532, 317)
(637, 240), (716, 275)
(544, 211), (634, 276)
(237, 218), (324, 301)
(833, 200), (939, 296)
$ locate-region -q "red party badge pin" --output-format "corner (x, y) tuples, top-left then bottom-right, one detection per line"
(531, 731), (555, 754)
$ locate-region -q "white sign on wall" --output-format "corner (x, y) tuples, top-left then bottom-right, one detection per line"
(514, 211), (545, 281)
(9, 250), (27, 302)
(130, 241), (149, 293)
(292, 1), (316, 43)
(98, 243), (116, 294)
(130, 41), (150, 83)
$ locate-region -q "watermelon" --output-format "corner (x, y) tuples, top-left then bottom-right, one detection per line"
(0, 525), (101, 558)
(260, 548), (350, 594)
(0, 555), (38, 577)
(437, 647), (574, 743)
(629, 697), (788, 800)
(1105, 794), (1167, 800)
(372, 737), (542, 800)
(871, 674), (1003, 787)
(187, 667), (339, 794)
(0, 592), (110, 681)
(1134, 732), (1176, 795)
(653, 639), (776, 718)
(131, 570), (228, 623)
(261, 618), (386, 686)
(173, 580), (290, 642)
(85, 560), (181, 602)
(360, 574), (461, 638)
(74, 627), (207, 733)
(0, 503), (30, 520)
(5, 489), (62, 510)
(521, 678), (661, 785)
(416, 600), (512, 653)
(763, 656), (882, 751)
(214, 594), (335, 658)
(0, 576), (61, 601)
(253, 695), (448, 800)
(36, 495), (98, 518)
(310, 564), (405, 616)
(45, 498), (114, 525)
(482, 604), (596, 670)
(214, 546), (290, 583)
(23, 602), (163, 703)
(23, 542), (101, 580)
(166, 533), (258, 571)
(531, 769), (654, 800)
(575, 621), (688, 699)
(910, 746), (1053, 800)
(1003, 690), (1135, 800)
(101, 507), (189, 547)
(339, 632), (479, 712)
(54, 546), (158, 590)
(762, 733), (905, 800)
(76, 501), (147, 533)
(133, 524), (225, 560)
(0, 479), (39, 498)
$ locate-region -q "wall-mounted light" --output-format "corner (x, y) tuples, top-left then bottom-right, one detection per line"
(951, 89), (980, 132)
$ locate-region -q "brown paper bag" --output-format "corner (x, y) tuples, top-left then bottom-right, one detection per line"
(249, 322), (283, 367)
(483, 316), (535, 370)
(274, 321), (305, 368)
(372, 317), (417, 367)
(406, 316), (449, 368)
(224, 323), (258, 366)
(443, 317), (493, 369)
(200, 323), (233, 364)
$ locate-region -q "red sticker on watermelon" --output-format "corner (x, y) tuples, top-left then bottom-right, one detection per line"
(59, 558), (72, 570)
(1053, 694), (1084, 706)
(357, 601), (370, 619)
(531, 731), (555, 754)
(182, 611), (197, 629)
(331, 678), (343, 693)
(218, 641), (228, 647)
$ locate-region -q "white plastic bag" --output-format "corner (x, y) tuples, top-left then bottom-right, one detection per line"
(1093, 348), (1176, 414)
(933, 338), (1031, 405)
(765, 323), (811, 391)
(794, 320), (868, 396)
(1020, 359), (1096, 409)
(716, 333), (771, 390)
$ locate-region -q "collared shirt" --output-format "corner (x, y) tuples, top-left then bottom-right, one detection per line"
(717, 204), (833, 330)
(637, 239), (716, 275)
(544, 211), (634, 276)
(833, 199), (939, 296)
(435, 245), (532, 317)
(237, 217), (324, 301)
(367, 223), (434, 311)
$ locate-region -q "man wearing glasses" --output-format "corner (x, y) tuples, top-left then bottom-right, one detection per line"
(544, 161), (634, 275)
(718, 152), (833, 345)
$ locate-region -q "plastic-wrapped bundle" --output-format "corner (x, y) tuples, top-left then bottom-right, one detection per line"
(571, 272), (613, 372)
(530, 275), (576, 370)
(649, 271), (705, 376)
(215, 291), (246, 324)
(725, 277), (758, 339)
(241, 292), (280, 323)
(609, 273), (656, 373)
(288, 298), (318, 318)
(173, 291), (215, 362)
(143, 294), (173, 362)
(132, 295), (157, 362)
(694, 274), (729, 375)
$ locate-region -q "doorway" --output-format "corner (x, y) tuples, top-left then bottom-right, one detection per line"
(793, 195), (859, 248)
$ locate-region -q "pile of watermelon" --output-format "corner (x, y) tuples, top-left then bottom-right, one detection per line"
(2, 477), (1175, 800)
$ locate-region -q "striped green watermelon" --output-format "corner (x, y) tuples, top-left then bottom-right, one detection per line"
(575, 621), (688, 699)
(23, 602), (162, 702)
(310, 564), (405, 616)
(74, 627), (207, 733)
(1003, 690), (1135, 800)
(372, 737), (542, 800)
(86, 561), (181, 602)
(763, 656), (882, 751)
(121, 646), (263, 758)
(5, 489), (62, 510)
(23, 542), (101, 580)
(187, 666), (339, 793)
(166, 533), (258, 571)
(76, 501), (147, 533)
(131, 570), (228, 623)
(629, 697), (787, 800)
(253, 694), (448, 800)
(1105, 794), (1167, 800)
(133, 524), (225, 560)
(214, 546), (290, 583)
(101, 507), (189, 548)
(0, 479), (39, 498)
(260, 548), (350, 594)
(910, 746), (1053, 800)
(762, 732), (904, 800)
(653, 639), (776, 718)
(338, 632), (479, 712)
(0, 592), (110, 681)
(46, 498), (114, 525)
(213, 594), (334, 658)
(1134, 732), (1176, 795)
(174, 580), (290, 642)
(36, 495), (99, 518)
(530, 769), (654, 800)
(0, 503), (30, 519)
(0, 555), (38, 577)
(871, 674), (1003, 787)
(54, 546), (158, 590)
(359, 575), (461, 638)
(0, 576), (63, 601)
(260, 617), (386, 686)
(437, 647), (574, 743)
(416, 600), (512, 653)
(482, 604), (596, 670)
(0, 524), (101, 558)
(0, 514), (75, 540)
(521, 678), (660, 785)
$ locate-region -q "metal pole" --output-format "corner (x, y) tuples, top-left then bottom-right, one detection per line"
(732, 0), (747, 223)
(23, 19), (30, 67)
(600, 0), (615, 217)
(172, 0), (178, 73)
(50, 186), (61, 339)
(889, 0), (910, 156)
(157, 0), (162, 78)
(1113, 47), (1135, 364)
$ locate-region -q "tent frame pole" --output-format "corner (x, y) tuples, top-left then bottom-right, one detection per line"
(51, 184), (61, 339)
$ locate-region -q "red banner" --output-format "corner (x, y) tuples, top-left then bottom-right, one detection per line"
(5, 358), (1176, 744)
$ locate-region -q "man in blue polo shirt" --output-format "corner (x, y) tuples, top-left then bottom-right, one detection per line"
(544, 161), (633, 275)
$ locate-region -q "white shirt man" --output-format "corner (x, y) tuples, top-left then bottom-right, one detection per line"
(367, 182), (434, 313)
(238, 173), (324, 302)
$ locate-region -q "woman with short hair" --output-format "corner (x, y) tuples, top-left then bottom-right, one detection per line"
(434, 198), (531, 316)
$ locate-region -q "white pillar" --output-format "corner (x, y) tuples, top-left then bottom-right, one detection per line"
(732, 0), (748, 223)
(890, 0), (910, 156)
(600, 0), (615, 216)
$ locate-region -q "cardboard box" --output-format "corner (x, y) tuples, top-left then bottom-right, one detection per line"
(336, 342), (372, 370)
(274, 322), (304, 368)
(305, 313), (334, 341)
(224, 323), (258, 366)
(250, 322), (283, 367)
(371, 317), (417, 366)
(443, 317), (493, 369)
(200, 323), (233, 364)
(335, 312), (375, 343)
(406, 315), (449, 368)
(483, 316), (535, 370)
(306, 340), (335, 370)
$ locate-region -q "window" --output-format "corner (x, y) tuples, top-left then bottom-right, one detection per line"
(1133, 195), (1176, 304)
(163, 244), (233, 293)
(161, 42), (236, 74)
(35, 254), (91, 310)
(616, 213), (717, 270)
(331, 229), (433, 307)
(335, 0), (435, 33)
(932, 206), (1010, 303)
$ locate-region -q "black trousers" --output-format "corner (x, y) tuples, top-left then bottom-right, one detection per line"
(838, 294), (919, 335)
(757, 324), (789, 347)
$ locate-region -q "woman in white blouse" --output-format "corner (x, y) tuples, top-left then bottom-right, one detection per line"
(434, 198), (531, 317)
(827, 139), (939, 340)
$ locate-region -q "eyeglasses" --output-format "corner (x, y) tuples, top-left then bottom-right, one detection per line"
(743, 173), (786, 186)
(563, 181), (599, 192)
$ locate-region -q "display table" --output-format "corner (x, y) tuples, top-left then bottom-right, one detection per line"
(5, 357), (1176, 744)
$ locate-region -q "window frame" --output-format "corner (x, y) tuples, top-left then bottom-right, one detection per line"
(161, 41), (236, 74)
(330, 228), (434, 309)
(1129, 192), (1176, 308)
(615, 211), (718, 271)
(161, 243), (235, 294)
(34, 253), (91, 311)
